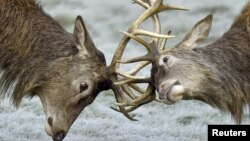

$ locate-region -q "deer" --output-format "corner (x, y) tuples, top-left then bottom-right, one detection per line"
(0, 0), (188, 140)
(0, 0), (110, 140)
(113, 0), (250, 124)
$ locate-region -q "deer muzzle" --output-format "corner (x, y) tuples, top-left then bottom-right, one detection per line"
(45, 114), (71, 141)
(157, 79), (185, 104)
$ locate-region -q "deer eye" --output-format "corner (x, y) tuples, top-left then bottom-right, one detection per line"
(163, 56), (169, 63)
(80, 82), (88, 93)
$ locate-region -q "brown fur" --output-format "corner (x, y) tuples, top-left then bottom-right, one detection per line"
(0, 0), (79, 106)
(197, 2), (250, 122)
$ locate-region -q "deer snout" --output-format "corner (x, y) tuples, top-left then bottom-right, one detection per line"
(45, 116), (68, 141)
(53, 132), (66, 141)
(157, 79), (185, 104)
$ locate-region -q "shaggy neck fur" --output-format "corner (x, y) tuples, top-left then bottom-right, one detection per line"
(0, 0), (78, 106)
(194, 2), (250, 123)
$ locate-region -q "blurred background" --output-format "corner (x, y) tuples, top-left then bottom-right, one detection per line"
(0, 0), (249, 141)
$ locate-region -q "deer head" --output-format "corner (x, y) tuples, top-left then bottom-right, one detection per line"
(37, 16), (110, 141)
(155, 15), (213, 104)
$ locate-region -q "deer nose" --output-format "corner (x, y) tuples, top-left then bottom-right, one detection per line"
(52, 131), (65, 141)
(46, 116), (66, 141)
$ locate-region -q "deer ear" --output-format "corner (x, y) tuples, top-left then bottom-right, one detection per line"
(176, 14), (213, 49)
(73, 16), (96, 57)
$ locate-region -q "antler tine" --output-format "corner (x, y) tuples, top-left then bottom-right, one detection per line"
(112, 85), (138, 121)
(133, 29), (175, 38)
(127, 61), (150, 75)
(121, 85), (138, 99)
(159, 30), (171, 51)
(112, 85), (156, 112)
(111, 95), (154, 113)
(159, 4), (189, 12)
(133, 0), (161, 44)
(114, 77), (151, 85)
(132, 0), (163, 29)
(132, 0), (150, 8)
(115, 84), (153, 105)
(118, 54), (151, 64)
(129, 84), (145, 94)
(133, 0), (189, 11)
(115, 84), (145, 106)
(120, 31), (152, 52)
(115, 71), (148, 80)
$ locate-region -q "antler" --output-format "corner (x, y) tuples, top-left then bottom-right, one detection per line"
(109, 0), (188, 120)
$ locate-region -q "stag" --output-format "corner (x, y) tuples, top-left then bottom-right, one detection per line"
(114, 0), (250, 124)
(0, 0), (110, 140)
(0, 0), (187, 140)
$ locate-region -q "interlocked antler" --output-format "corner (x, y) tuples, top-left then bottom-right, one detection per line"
(109, 0), (188, 120)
